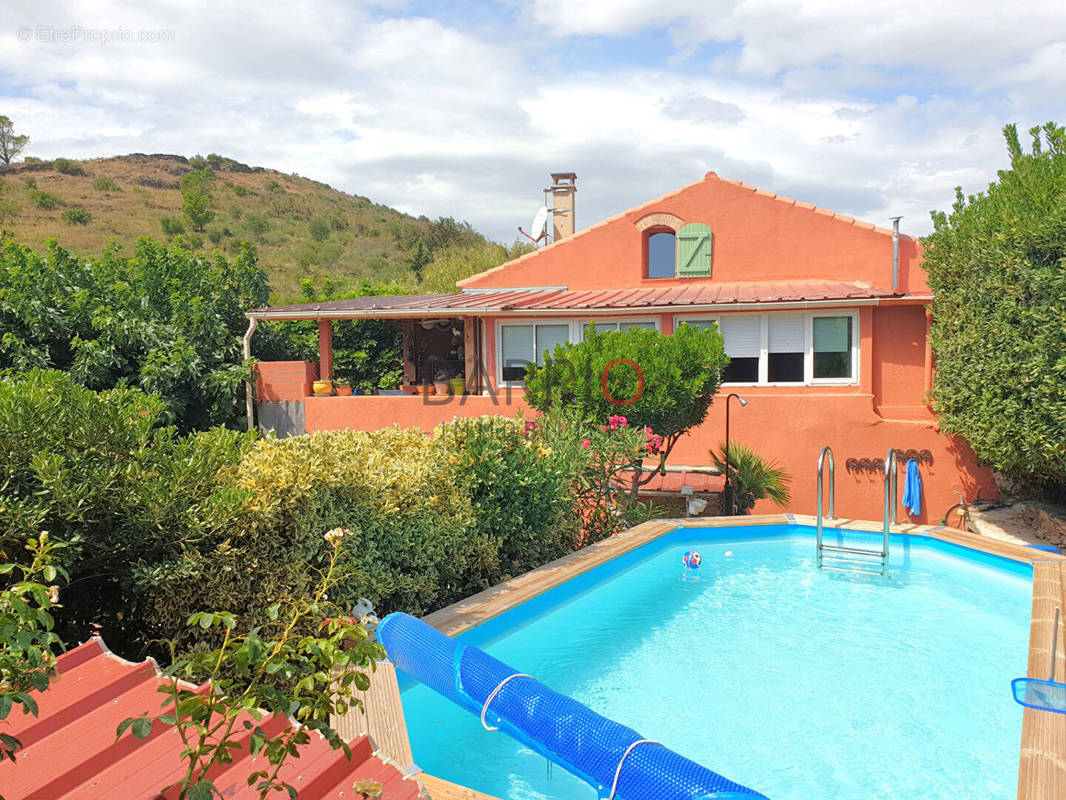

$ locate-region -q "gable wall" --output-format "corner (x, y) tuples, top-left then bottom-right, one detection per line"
(461, 174), (925, 293)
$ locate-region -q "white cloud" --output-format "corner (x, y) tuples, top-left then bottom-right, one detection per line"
(0, 0), (1059, 246)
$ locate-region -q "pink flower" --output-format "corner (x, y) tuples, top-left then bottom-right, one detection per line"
(581, 438), (591, 448)
(600, 425), (608, 431)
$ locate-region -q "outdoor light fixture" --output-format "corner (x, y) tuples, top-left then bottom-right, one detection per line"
(723, 393), (747, 516)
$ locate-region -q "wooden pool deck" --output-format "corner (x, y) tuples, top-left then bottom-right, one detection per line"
(417, 513), (1066, 799)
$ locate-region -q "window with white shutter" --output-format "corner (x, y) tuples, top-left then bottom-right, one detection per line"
(767, 314), (804, 382)
(720, 316), (760, 383)
(674, 311), (859, 385)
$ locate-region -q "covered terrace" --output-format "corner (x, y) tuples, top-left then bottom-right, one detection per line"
(242, 280), (906, 436)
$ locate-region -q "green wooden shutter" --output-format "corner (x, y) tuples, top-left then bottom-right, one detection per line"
(676, 223), (712, 278)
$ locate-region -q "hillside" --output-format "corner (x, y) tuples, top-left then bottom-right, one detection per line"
(0, 153), (493, 301)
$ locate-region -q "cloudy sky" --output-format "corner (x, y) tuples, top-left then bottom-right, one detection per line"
(2, 0), (1064, 242)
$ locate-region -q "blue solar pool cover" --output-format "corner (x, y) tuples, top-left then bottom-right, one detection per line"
(378, 612), (768, 800)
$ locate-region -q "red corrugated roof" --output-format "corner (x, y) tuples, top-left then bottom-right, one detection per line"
(248, 281), (910, 319)
(0, 638), (421, 800)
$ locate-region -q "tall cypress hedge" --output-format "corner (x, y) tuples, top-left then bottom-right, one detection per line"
(923, 123), (1066, 491)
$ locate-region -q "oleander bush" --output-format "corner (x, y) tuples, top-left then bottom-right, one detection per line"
(525, 323), (728, 491)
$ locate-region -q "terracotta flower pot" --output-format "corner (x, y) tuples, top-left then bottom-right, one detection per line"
(312, 379), (333, 396)
(335, 385), (353, 396)
(434, 380), (451, 395)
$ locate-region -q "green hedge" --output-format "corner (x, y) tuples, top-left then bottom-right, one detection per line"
(923, 123), (1066, 491)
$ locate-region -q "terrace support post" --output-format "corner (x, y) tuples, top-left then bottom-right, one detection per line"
(318, 319), (333, 381)
(401, 323), (416, 387)
(243, 316), (258, 431)
(463, 316), (480, 394)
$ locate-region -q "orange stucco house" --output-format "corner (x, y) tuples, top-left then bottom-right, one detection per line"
(246, 172), (995, 523)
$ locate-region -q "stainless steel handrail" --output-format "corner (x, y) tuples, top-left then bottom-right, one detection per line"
(881, 448), (897, 574)
(816, 445), (835, 568)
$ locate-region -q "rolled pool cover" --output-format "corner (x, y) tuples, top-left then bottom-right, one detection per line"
(378, 612), (767, 800)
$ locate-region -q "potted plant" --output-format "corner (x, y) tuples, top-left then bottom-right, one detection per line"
(312, 378), (333, 396)
(334, 378), (353, 397)
(449, 373), (466, 396)
(433, 370), (451, 396)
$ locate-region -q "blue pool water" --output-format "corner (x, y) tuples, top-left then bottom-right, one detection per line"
(398, 525), (1031, 800)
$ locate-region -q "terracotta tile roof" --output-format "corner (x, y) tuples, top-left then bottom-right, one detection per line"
(249, 281), (906, 319)
(622, 470), (724, 494)
(0, 638), (421, 800)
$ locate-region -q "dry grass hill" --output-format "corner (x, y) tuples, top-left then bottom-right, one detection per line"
(0, 153), (493, 301)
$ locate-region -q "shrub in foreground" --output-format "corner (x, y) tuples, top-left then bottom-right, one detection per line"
(0, 370), (255, 654)
(436, 416), (581, 577)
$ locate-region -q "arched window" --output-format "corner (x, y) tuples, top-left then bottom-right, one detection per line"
(646, 229), (676, 278)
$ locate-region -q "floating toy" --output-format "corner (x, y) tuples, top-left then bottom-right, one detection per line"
(682, 550), (702, 570)
(724, 550), (734, 557)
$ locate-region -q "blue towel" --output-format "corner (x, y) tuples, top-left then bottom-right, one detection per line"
(901, 458), (922, 516)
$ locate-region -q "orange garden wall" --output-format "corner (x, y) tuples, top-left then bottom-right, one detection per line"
(298, 388), (994, 525)
(303, 392), (533, 433)
(255, 361), (318, 402)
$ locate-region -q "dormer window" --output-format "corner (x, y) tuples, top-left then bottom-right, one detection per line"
(641, 219), (713, 279)
(646, 230), (676, 278)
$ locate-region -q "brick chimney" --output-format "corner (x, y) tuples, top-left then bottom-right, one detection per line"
(550, 172), (576, 240)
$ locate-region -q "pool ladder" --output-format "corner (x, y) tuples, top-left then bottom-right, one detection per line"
(816, 446), (893, 575)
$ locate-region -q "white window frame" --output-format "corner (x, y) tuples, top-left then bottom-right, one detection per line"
(578, 317), (661, 340)
(495, 317), (659, 387)
(674, 310), (860, 387)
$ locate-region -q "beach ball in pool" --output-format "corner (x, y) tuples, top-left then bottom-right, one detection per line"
(682, 550), (702, 570)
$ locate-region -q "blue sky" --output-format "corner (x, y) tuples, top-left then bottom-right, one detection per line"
(1, 0), (1064, 242)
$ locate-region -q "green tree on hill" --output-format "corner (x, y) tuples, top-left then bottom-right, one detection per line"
(408, 239), (429, 283)
(0, 115), (29, 166)
(180, 168), (216, 231)
(923, 122), (1066, 493)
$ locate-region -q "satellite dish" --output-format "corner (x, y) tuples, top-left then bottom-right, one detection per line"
(519, 206), (551, 245)
(531, 206), (549, 239)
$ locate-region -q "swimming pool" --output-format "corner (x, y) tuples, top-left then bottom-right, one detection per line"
(397, 524), (1032, 800)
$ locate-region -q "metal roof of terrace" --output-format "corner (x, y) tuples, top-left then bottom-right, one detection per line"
(0, 637), (422, 800)
(247, 281), (918, 321)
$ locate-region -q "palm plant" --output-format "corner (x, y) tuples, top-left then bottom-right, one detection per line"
(711, 442), (792, 513)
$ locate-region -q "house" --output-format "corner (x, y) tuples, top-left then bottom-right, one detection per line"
(246, 172), (996, 523)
